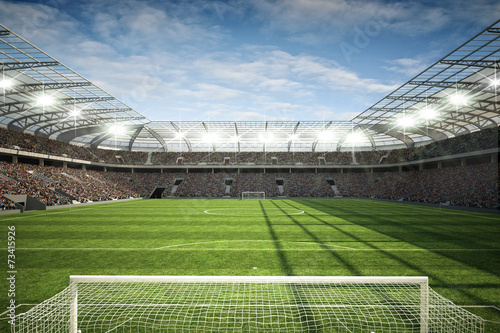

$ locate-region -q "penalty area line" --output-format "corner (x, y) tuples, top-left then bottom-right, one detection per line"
(9, 247), (500, 252)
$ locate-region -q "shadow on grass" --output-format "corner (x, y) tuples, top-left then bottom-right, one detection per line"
(284, 199), (500, 307)
(259, 201), (294, 276)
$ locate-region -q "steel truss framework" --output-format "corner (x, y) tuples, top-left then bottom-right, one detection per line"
(0, 20), (499, 153)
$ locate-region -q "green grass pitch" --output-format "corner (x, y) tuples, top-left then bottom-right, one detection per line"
(1, 198), (499, 331)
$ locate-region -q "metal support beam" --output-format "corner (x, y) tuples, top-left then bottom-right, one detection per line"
(311, 121), (332, 152)
(202, 122), (216, 152)
(408, 80), (496, 94)
(234, 122), (240, 153)
(170, 122), (192, 152)
(287, 121), (300, 152)
(144, 126), (167, 152)
(440, 59), (500, 69)
(5, 82), (92, 95)
(0, 61), (59, 70)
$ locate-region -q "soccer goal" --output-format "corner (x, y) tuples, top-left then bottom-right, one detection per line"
(241, 191), (266, 199)
(12, 275), (484, 333)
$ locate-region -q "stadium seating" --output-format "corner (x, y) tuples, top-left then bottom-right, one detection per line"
(1, 126), (497, 166)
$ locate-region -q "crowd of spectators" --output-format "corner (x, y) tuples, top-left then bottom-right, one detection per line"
(0, 161), (139, 208)
(1, 158), (497, 210)
(334, 163), (498, 209)
(384, 127), (498, 164)
(0, 126), (497, 166)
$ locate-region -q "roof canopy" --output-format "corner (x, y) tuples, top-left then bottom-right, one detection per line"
(1, 20), (499, 152)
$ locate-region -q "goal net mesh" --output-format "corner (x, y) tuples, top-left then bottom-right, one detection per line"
(12, 277), (484, 333)
(242, 191), (265, 199)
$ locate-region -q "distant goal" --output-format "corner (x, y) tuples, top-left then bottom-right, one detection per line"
(12, 275), (484, 333)
(241, 191), (265, 199)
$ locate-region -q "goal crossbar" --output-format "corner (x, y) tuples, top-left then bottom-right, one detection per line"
(70, 275), (429, 284)
(241, 191), (265, 199)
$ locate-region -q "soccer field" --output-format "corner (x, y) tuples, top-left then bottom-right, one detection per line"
(1, 198), (499, 331)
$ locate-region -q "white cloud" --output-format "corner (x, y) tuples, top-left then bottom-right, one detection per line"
(0, 0), (405, 123)
(383, 57), (432, 77)
(251, 0), (500, 41)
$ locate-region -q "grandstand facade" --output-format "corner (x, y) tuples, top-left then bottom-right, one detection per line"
(0, 20), (499, 210)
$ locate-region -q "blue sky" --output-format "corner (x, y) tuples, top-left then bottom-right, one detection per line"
(0, 0), (499, 122)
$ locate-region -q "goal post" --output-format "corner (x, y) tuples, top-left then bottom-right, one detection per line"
(13, 275), (484, 333)
(241, 191), (266, 199)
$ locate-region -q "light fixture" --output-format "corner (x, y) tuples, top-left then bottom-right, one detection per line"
(317, 131), (333, 141)
(346, 132), (364, 143)
(175, 132), (185, 140)
(449, 93), (468, 106)
(397, 116), (414, 128)
(109, 124), (126, 135)
(420, 107), (437, 120)
(68, 109), (81, 118)
(230, 135), (240, 143)
(203, 132), (218, 143)
(259, 133), (274, 143)
(288, 134), (299, 141)
(0, 79), (13, 89)
(488, 78), (500, 87)
(36, 94), (55, 107)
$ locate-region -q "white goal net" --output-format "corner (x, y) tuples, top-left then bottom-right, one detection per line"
(12, 276), (484, 333)
(241, 191), (266, 199)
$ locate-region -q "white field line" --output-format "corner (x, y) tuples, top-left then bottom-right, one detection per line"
(460, 305), (500, 312)
(155, 240), (354, 250)
(0, 304), (38, 317)
(372, 201), (500, 221)
(0, 200), (136, 222)
(204, 209), (305, 216)
(8, 247), (500, 252)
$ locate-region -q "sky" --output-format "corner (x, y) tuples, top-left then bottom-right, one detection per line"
(0, 0), (499, 123)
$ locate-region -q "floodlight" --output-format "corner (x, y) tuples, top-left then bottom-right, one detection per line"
(0, 79), (13, 89)
(397, 116), (414, 128)
(488, 78), (500, 87)
(346, 132), (364, 143)
(420, 107), (437, 120)
(288, 134), (299, 141)
(259, 133), (274, 143)
(36, 94), (55, 106)
(109, 124), (126, 135)
(229, 135), (240, 143)
(175, 132), (185, 140)
(449, 93), (468, 106)
(68, 109), (81, 118)
(203, 132), (218, 143)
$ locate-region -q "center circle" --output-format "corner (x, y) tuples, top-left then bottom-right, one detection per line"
(204, 208), (305, 216)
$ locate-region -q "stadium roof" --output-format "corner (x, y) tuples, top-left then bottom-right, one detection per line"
(0, 20), (499, 152)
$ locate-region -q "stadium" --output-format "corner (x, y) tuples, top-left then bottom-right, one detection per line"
(0, 4), (499, 333)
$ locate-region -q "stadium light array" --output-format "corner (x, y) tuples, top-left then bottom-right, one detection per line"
(175, 132), (185, 140)
(288, 134), (299, 141)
